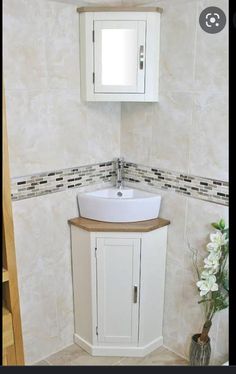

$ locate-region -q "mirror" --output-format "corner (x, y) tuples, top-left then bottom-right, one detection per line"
(101, 28), (138, 86)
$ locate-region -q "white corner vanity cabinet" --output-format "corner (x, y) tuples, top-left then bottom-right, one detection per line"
(69, 216), (170, 357)
(77, 7), (162, 102)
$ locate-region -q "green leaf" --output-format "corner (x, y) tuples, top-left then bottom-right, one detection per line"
(222, 228), (229, 239)
(222, 274), (229, 292)
(219, 219), (225, 230)
(212, 222), (220, 230)
(213, 292), (229, 311)
(198, 299), (212, 304)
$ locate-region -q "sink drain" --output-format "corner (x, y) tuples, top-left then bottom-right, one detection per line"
(117, 191), (123, 197)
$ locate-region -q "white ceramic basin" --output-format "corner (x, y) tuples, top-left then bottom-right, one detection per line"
(77, 187), (162, 222)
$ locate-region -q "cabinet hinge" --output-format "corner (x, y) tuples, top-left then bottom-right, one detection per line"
(92, 30), (95, 43)
(96, 326), (98, 336)
(93, 72), (95, 84)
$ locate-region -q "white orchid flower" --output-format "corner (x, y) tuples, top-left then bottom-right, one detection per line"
(208, 250), (221, 261)
(204, 256), (220, 274)
(209, 232), (228, 247)
(206, 242), (220, 252)
(196, 275), (218, 296)
(200, 270), (211, 279)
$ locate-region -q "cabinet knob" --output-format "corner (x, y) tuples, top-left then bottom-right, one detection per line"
(133, 285), (138, 303)
(139, 45), (144, 70)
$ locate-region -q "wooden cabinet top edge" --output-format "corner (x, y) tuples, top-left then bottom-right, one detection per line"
(77, 7), (163, 14)
(68, 217), (170, 232)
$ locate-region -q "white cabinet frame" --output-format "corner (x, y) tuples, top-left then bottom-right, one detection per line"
(79, 11), (161, 102)
(70, 226), (168, 357)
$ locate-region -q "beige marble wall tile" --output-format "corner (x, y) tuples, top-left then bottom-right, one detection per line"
(184, 197), (228, 271)
(163, 259), (186, 355)
(158, 0), (197, 92)
(189, 92), (228, 181)
(121, 103), (154, 165)
(45, 1), (80, 90)
(54, 253), (75, 345)
(6, 88), (120, 176)
(3, 0), (121, 177)
(215, 309), (229, 356)
(47, 89), (89, 168)
(151, 92), (193, 172)
(5, 89), (50, 177)
(12, 189), (78, 279)
(194, 0), (228, 94)
(159, 190), (187, 267)
(12, 189), (79, 363)
(3, 0), (47, 90)
(212, 306), (229, 364)
(18, 268), (62, 364)
(85, 102), (121, 162)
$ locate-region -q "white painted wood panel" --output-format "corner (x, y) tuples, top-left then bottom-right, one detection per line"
(138, 227), (168, 345)
(144, 12), (160, 101)
(96, 237), (140, 345)
(71, 226), (94, 345)
(79, 12), (94, 101)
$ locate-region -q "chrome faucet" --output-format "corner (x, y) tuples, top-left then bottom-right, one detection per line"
(115, 157), (124, 189)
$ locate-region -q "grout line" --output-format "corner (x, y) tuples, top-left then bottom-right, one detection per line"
(162, 344), (188, 362)
(112, 357), (125, 366)
(44, 359), (52, 366)
(192, 0), (199, 90)
(32, 342), (77, 366)
(187, 0), (199, 177)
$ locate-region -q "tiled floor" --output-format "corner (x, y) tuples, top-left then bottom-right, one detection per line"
(34, 344), (188, 366)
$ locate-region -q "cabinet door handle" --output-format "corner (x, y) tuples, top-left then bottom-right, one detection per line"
(133, 285), (138, 303)
(139, 45), (144, 70)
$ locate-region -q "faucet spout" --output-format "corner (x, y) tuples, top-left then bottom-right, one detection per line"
(115, 157), (124, 189)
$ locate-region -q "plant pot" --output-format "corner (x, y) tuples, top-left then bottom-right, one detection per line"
(189, 333), (211, 366)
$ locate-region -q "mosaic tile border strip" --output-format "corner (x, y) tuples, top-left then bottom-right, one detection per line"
(123, 162), (229, 206)
(11, 161), (115, 201)
(11, 160), (228, 206)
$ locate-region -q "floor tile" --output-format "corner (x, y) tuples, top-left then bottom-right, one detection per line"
(45, 344), (87, 365)
(117, 346), (162, 366)
(69, 355), (123, 366)
(140, 347), (188, 366)
(33, 360), (50, 366)
(43, 343), (188, 366)
(116, 356), (145, 366)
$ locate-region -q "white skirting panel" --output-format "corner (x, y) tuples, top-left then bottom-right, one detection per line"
(74, 333), (163, 357)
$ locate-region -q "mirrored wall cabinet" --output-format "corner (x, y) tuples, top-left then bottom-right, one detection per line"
(78, 7), (162, 102)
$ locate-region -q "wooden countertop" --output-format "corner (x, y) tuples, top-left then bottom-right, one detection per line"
(68, 217), (170, 232)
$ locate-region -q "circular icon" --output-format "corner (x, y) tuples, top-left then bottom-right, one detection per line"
(199, 6), (226, 33)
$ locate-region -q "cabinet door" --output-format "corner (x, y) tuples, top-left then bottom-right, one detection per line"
(96, 238), (140, 344)
(94, 20), (146, 93)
